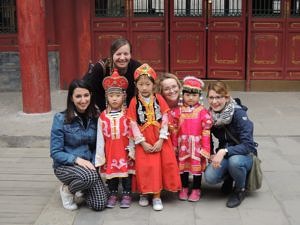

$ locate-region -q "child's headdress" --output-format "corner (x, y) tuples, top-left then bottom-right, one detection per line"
(102, 69), (128, 92)
(134, 63), (157, 81)
(182, 76), (204, 94)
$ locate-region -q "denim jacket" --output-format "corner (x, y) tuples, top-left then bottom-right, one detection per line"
(50, 112), (97, 169)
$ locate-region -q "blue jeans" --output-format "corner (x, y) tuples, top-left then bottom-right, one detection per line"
(204, 154), (253, 189)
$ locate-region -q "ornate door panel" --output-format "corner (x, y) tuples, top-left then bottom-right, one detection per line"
(130, 0), (167, 71)
(169, 0), (207, 79)
(207, 0), (246, 79)
(92, 0), (167, 72)
(248, 0), (286, 79)
(248, 0), (300, 80)
(286, 0), (300, 79)
(92, 0), (130, 60)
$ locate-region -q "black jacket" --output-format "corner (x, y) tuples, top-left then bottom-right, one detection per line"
(83, 59), (141, 111)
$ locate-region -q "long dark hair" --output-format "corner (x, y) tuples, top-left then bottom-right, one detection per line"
(65, 79), (98, 123)
(105, 38), (132, 75)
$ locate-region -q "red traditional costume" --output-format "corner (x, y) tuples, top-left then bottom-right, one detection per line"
(127, 64), (181, 194)
(95, 69), (135, 179)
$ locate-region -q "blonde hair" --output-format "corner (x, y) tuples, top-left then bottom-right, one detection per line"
(156, 72), (182, 93)
(206, 80), (230, 98)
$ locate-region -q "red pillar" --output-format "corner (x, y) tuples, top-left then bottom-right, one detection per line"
(16, 0), (51, 113)
(76, 0), (92, 77)
(54, 0), (78, 89)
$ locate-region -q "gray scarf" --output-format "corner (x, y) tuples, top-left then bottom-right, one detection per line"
(211, 98), (235, 127)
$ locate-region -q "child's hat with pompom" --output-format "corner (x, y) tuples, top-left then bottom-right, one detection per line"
(182, 76), (204, 94)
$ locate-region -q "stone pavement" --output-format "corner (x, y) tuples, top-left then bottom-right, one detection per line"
(0, 91), (300, 225)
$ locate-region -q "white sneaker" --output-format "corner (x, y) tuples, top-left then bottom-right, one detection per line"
(152, 198), (163, 211)
(59, 185), (78, 210)
(138, 195), (149, 207)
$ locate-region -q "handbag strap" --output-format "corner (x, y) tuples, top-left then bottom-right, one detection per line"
(223, 126), (259, 157)
(223, 126), (240, 145)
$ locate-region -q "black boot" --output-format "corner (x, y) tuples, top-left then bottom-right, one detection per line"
(221, 177), (234, 195)
(226, 188), (246, 208)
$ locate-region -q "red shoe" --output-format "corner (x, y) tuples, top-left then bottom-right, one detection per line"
(178, 188), (189, 201)
(188, 189), (201, 202)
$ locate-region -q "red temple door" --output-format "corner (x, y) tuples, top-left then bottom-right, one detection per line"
(92, 0), (167, 72)
(92, 1), (248, 80)
(247, 0), (300, 80)
(206, 0), (247, 79)
(169, 0), (207, 79)
(169, 0), (247, 80)
(285, 0), (300, 79)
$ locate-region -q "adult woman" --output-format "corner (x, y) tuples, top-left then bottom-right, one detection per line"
(84, 38), (141, 111)
(157, 72), (182, 109)
(157, 73), (182, 150)
(204, 81), (257, 208)
(50, 79), (107, 211)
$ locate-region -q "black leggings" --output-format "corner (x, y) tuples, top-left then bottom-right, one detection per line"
(106, 175), (132, 196)
(54, 165), (107, 211)
(180, 172), (202, 189)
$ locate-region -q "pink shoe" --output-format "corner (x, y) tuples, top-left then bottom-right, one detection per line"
(106, 195), (118, 208)
(120, 195), (131, 208)
(188, 189), (201, 202)
(178, 188), (189, 201)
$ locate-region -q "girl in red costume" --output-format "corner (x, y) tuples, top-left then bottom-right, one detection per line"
(95, 69), (135, 209)
(127, 64), (181, 211)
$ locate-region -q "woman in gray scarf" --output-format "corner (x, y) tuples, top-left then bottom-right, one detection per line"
(204, 81), (257, 208)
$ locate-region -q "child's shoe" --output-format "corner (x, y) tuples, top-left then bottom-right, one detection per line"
(120, 195), (131, 208)
(59, 185), (78, 210)
(139, 195), (149, 207)
(106, 195), (118, 208)
(188, 189), (201, 202)
(178, 187), (189, 200)
(152, 198), (163, 211)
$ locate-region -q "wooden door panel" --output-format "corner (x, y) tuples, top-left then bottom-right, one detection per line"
(91, 0), (167, 72)
(248, 23), (285, 79)
(208, 31), (244, 79)
(133, 31), (165, 70)
(286, 2), (300, 80)
(172, 30), (205, 79)
(170, 0), (206, 79)
(91, 0), (131, 59)
(250, 32), (283, 66)
(207, 0), (246, 80)
(93, 32), (126, 59)
(247, 0), (300, 80)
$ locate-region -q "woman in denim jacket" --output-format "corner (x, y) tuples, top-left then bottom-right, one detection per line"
(50, 79), (107, 211)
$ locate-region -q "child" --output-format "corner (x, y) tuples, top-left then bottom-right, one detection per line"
(95, 69), (135, 209)
(171, 76), (212, 202)
(127, 63), (181, 211)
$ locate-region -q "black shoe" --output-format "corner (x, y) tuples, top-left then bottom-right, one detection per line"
(221, 177), (233, 195)
(226, 189), (246, 208)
